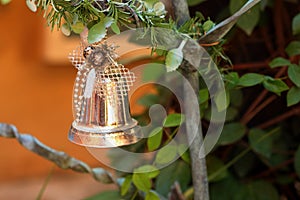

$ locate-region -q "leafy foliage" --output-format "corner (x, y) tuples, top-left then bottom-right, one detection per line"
(287, 86), (300, 106)
(248, 128), (273, 158)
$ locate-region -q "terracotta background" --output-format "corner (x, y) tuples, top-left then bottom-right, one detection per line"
(0, 1), (141, 181)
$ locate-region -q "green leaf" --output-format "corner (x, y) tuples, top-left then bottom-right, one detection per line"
(248, 128), (272, 158)
(292, 13), (300, 35)
(165, 48), (183, 72)
(229, 89), (243, 107)
(187, 0), (206, 6)
(153, 2), (165, 15)
(275, 175), (295, 185)
(1, 0), (11, 5)
(155, 48), (167, 56)
(214, 89), (230, 112)
(132, 173), (151, 192)
(210, 176), (242, 200)
(288, 64), (300, 87)
(142, 63), (165, 82)
(145, 191), (160, 200)
(88, 21), (106, 43)
(269, 57), (291, 68)
(225, 107), (239, 122)
(294, 145), (300, 178)
(285, 41), (300, 57)
(156, 161), (191, 196)
(218, 122), (246, 145)
(143, 0), (159, 10)
(177, 144), (190, 164)
(249, 181), (280, 200)
(199, 0), (261, 44)
(233, 151), (256, 178)
(163, 113), (184, 127)
(110, 22), (120, 34)
(287, 86), (300, 106)
(238, 73), (264, 87)
(137, 94), (160, 107)
(85, 191), (121, 200)
(225, 72), (240, 89)
(229, 0), (260, 35)
(134, 165), (160, 178)
(207, 155), (228, 182)
(199, 89), (209, 104)
(61, 23), (71, 36)
(121, 175), (132, 196)
(203, 19), (215, 32)
(147, 127), (163, 151)
(103, 17), (114, 28)
(263, 77), (289, 94)
(155, 145), (178, 165)
(234, 181), (279, 200)
(71, 22), (85, 34)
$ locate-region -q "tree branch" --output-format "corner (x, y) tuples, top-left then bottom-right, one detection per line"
(181, 63), (209, 200)
(171, 0), (209, 199)
(0, 123), (114, 184)
(171, 0), (190, 26)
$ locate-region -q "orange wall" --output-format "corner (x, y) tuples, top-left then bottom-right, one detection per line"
(0, 1), (154, 182)
(0, 2), (106, 180)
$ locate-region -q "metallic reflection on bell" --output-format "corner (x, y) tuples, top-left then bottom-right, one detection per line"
(68, 44), (141, 148)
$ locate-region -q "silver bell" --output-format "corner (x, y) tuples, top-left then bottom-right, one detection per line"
(68, 43), (141, 148)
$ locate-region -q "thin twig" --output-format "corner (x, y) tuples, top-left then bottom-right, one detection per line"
(124, 5), (141, 28)
(274, 0), (286, 54)
(241, 89), (268, 122)
(36, 165), (55, 200)
(169, 182), (186, 200)
(257, 106), (300, 129)
(260, 27), (275, 55)
(233, 61), (268, 70)
(241, 95), (277, 125)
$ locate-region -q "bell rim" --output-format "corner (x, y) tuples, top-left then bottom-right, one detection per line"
(71, 119), (138, 134)
(68, 124), (142, 148)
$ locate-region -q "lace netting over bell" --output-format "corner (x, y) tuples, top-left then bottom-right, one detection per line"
(68, 41), (136, 125)
(95, 61), (136, 103)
